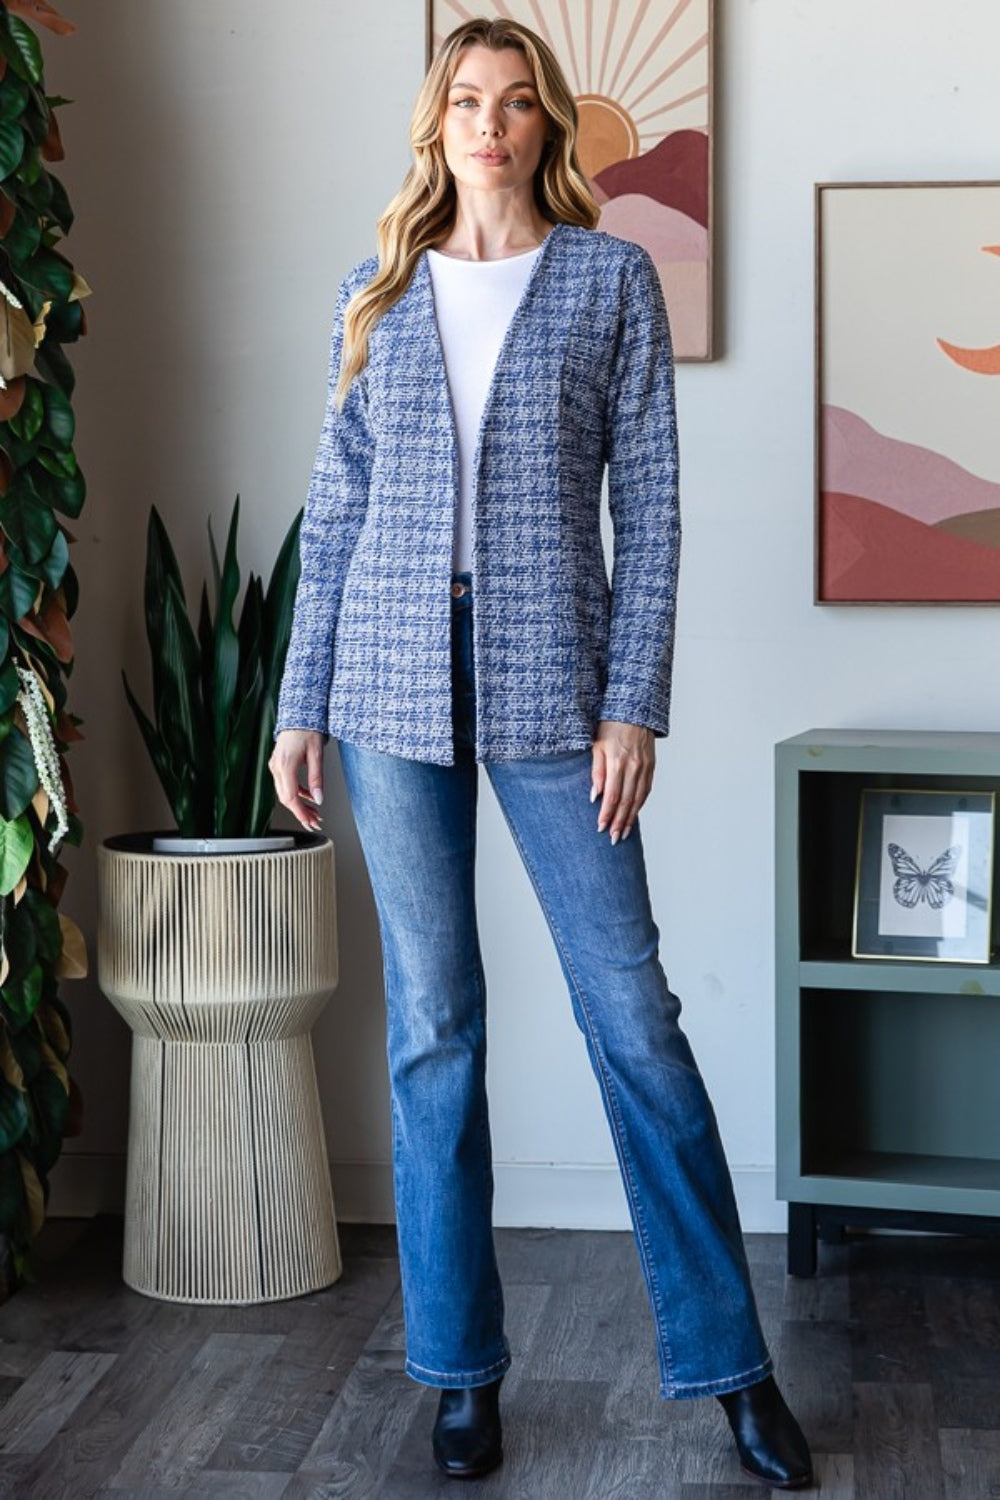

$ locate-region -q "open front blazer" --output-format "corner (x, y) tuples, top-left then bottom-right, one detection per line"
(275, 221), (680, 765)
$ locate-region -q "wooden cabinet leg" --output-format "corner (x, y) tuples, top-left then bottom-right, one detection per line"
(787, 1202), (817, 1277)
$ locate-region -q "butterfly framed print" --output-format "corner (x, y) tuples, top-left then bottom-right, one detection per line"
(853, 788), (996, 963)
(426, 0), (715, 359)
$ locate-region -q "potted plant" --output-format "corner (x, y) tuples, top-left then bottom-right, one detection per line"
(122, 497), (301, 851)
(97, 499), (342, 1305)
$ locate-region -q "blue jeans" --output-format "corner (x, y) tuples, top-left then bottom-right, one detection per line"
(337, 573), (773, 1399)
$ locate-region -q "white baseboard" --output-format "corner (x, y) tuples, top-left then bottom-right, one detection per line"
(45, 1153), (786, 1234)
(329, 1160), (786, 1234)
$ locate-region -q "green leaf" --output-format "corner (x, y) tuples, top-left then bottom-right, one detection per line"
(37, 527), (68, 590)
(33, 338), (74, 397)
(2, 493), (57, 564)
(41, 382), (74, 446)
(197, 582), (213, 736)
(31, 1066), (69, 1164)
(0, 425), (36, 471)
(158, 576), (204, 763)
(41, 297), (82, 343)
(262, 509), (303, 695)
(18, 143), (40, 185)
(0, 728), (39, 819)
(24, 890), (61, 966)
(2, 209), (41, 261)
(8, 379), (44, 444)
(4, 900), (36, 981)
(0, 662), (17, 716)
(0, 1074), (29, 1152)
(31, 462), (83, 518)
(218, 667), (262, 837)
(122, 670), (184, 828)
(6, 16), (44, 86)
(19, 246), (72, 300)
(3, 961), (43, 1027)
(59, 557), (77, 618)
(0, 619), (10, 666)
(45, 170), (72, 234)
(0, 562), (37, 621)
(211, 500), (242, 830)
(35, 446), (77, 479)
(245, 696), (278, 838)
(19, 96), (50, 150)
(0, 119), (25, 178)
(0, 75), (29, 124)
(13, 158), (51, 212)
(0, 814), (34, 895)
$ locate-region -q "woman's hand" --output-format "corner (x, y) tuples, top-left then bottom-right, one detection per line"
(590, 720), (655, 844)
(269, 729), (325, 832)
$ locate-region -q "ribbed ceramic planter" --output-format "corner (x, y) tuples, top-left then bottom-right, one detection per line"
(97, 833), (341, 1305)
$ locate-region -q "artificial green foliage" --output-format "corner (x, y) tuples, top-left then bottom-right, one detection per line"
(0, 0), (86, 1282)
(124, 499), (303, 839)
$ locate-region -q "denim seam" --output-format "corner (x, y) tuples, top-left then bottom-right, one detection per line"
(406, 1352), (510, 1382)
(489, 789), (678, 1394)
(664, 1352), (774, 1401)
(467, 776), (507, 1358)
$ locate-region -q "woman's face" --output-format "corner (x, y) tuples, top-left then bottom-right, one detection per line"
(440, 44), (549, 199)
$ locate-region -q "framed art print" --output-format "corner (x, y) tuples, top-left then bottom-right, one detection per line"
(426, 0), (715, 360)
(853, 788), (996, 963)
(816, 181), (1000, 603)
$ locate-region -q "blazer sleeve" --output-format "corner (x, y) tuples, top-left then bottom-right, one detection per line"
(598, 245), (681, 737)
(275, 271), (375, 735)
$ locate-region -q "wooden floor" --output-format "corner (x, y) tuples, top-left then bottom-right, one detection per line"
(1, 1218), (1000, 1497)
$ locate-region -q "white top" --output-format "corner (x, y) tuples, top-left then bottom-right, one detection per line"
(427, 245), (542, 573)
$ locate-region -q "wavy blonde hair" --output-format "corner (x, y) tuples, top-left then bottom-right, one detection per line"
(333, 16), (601, 409)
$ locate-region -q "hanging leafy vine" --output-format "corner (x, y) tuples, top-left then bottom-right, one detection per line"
(0, 0), (87, 1290)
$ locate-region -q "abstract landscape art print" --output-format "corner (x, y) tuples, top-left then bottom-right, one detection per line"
(427, 0), (715, 359)
(817, 181), (1000, 603)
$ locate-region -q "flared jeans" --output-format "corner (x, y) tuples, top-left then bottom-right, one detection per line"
(337, 574), (773, 1399)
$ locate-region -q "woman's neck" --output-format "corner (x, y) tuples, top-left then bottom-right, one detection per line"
(433, 192), (553, 261)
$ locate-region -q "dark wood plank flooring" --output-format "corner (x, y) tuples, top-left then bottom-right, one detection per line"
(2, 1217), (1000, 1496)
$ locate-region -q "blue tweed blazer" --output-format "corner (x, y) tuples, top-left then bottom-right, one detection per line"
(275, 221), (680, 765)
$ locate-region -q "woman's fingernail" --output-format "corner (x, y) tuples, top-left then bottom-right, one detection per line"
(611, 830), (620, 846)
(312, 788), (323, 806)
(622, 826), (632, 840)
(590, 785), (598, 803)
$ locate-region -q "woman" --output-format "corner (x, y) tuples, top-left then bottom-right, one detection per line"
(271, 16), (813, 1491)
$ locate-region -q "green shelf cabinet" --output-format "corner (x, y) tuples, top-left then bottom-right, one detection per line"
(775, 729), (1000, 1275)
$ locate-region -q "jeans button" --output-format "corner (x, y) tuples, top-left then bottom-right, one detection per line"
(450, 582), (467, 598)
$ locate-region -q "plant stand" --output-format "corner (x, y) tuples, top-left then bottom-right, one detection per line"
(97, 834), (341, 1304)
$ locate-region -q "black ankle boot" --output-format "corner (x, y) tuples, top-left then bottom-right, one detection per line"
(717, 1376), (813, 1490)
(431, 1376), (504, 1479)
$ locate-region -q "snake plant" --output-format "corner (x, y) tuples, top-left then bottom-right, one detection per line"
(124, 498), (303, 839)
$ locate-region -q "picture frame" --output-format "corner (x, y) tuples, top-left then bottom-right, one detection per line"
(852, 788), (996, 963)
(815, 180), (1000, 604)
(426, 0), (716, 360)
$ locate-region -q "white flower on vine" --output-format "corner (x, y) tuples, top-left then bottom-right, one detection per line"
(15, 665), (69, 855)
(0, 279), (23, 311)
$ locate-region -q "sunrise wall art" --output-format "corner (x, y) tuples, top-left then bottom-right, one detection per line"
(817, 181), (1000, 604)
(427, 0), (714, 359)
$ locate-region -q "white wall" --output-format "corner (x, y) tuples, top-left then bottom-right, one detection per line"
(45, 1), (1000, 1232)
